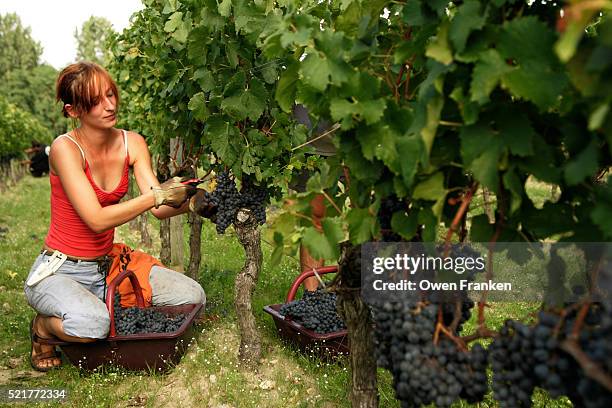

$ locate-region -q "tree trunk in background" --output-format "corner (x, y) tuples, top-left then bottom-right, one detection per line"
(336, 245), (378, 408)
(187, 211), (203, 280)
(156, 152), (172, 265)
(186, 164), (203, 280)
(168, 138), (185, 272)
(160, 219), (171, 265)
(234, 208), (262, 366)
(139, 211), (152, 247)
(128, 171), (139, 230)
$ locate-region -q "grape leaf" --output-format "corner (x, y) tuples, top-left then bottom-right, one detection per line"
(564, 141), (599, 185)
(347, 207), (378, 244)
(449, 0), (486, 54)
(218, 0), (232, 17)
(470, 49), (513, 103)
(188, 92), (210, 121)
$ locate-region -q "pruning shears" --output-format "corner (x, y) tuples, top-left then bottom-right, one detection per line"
(181, 178), (206, 187)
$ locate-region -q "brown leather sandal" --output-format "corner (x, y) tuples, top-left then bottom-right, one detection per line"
(29, 317), (62, 372)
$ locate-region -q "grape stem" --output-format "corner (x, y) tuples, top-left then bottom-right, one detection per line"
(443, 183), (478, 256)
(291, 123), (341, 151)
(560, 338), (612, 391)
(433, 306), (468, 351)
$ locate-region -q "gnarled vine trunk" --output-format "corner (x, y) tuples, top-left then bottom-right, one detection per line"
(337, 244), (378, 408)
(233, 208), (262, 366)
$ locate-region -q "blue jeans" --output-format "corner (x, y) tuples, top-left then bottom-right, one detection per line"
(24, 253), (205, 339)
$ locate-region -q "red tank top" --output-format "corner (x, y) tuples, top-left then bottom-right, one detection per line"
(44, 130), (130, 257)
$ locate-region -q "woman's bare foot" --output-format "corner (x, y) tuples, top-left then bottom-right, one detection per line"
(30, 315), (61, 371)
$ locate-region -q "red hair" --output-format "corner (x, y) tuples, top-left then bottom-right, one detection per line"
(56, 62), (119, 118)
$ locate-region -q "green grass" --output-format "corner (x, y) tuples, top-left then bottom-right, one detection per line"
(0, 176), (572, 407)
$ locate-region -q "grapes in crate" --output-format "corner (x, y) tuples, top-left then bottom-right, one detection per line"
(113, 293), (187, 335)
(279, 289), (346, 334)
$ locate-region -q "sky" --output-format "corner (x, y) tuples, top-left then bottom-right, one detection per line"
(0, 0), (145, 69)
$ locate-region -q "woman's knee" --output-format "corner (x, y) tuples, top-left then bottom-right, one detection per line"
(149, 266), (206, 306)
(62, 303), (110, 339)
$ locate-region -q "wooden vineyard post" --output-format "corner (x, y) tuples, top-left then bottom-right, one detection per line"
(336, 244), (378, 408)
(233, 208), (262, 365)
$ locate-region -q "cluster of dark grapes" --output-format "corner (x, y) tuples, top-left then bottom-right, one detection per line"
(490, 306), (612, 407)
(112, 294), (187, 335)
(371, 301), (488, 407)
(207, 172), (242, 234)
(369, 241), (491, 407)
(238, 177), (269, 225)
(202, 172), (270, 234)
(279, 289), (346, 334)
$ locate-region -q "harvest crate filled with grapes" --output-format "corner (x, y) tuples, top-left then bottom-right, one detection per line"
(1, 0), (611, 407)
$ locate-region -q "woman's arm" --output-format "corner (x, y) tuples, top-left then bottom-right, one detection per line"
(50, 137), (157, 233)
(128, 131), (191, 220)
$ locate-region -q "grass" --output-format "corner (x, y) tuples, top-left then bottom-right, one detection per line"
(0, 176), (572, 407)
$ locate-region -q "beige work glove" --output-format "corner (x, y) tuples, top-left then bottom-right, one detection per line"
(189, 190), (218, 219)
(151, 177), (197, 209)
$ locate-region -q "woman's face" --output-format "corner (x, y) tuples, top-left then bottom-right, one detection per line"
(80, 85), (117, 129)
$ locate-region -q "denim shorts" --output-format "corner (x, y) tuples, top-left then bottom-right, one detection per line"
(24, 253), (206, 339)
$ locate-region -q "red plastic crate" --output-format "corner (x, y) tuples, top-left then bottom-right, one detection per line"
(263, 266), (349, 359)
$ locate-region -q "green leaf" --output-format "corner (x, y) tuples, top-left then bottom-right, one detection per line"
(302, 228), (333, 260)
(426, 20), (453, 66)
(589, 103), (610, 131)
(206, 117), (238, 165)
(396, 136), (422, 188)
(497, 16), (568, 109)
(391, 211), (419, 240)
(421, 94), (444, 155)
(413, 172), (445, 201)
(470, 148), (501, 191)
(330, 97), (386, 128)
(470, 49), (513, 103)
(218, 0), (232, 17)
(497, 110), (535, 157)
(500, 63), (567, 110)
(226, 42), (239, 68)
(469, 214), (495, 241)
(300, 51), (351, 92)
(417, 207), (437, 242)
(275, 63), (298, 112)
(402, 1), (425, 26)
(193, 68), (215, 92)
(503, 168), (523, 215)
(449, 0), (486, 54)
(241, 89), (266, 121)
(300, 52), (329, 91)
(564, 141), (599, 185)
(498, 16), (557, 63)
(321, 217), (345, 258)
(591, 202), (612, 239)
(188, 92), (210, 122)
(242, 148), (256, 174)
(164, 12), (183, 33)
(347, 207), (378, 244)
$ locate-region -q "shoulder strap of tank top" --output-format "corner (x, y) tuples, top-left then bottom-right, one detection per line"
(122, 129), (128, 156)
(57, 134), (86, 161)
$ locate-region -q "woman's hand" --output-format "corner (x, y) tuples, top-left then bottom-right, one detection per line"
(189, 190), (218, 219)
(151, 177), (197, 208)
